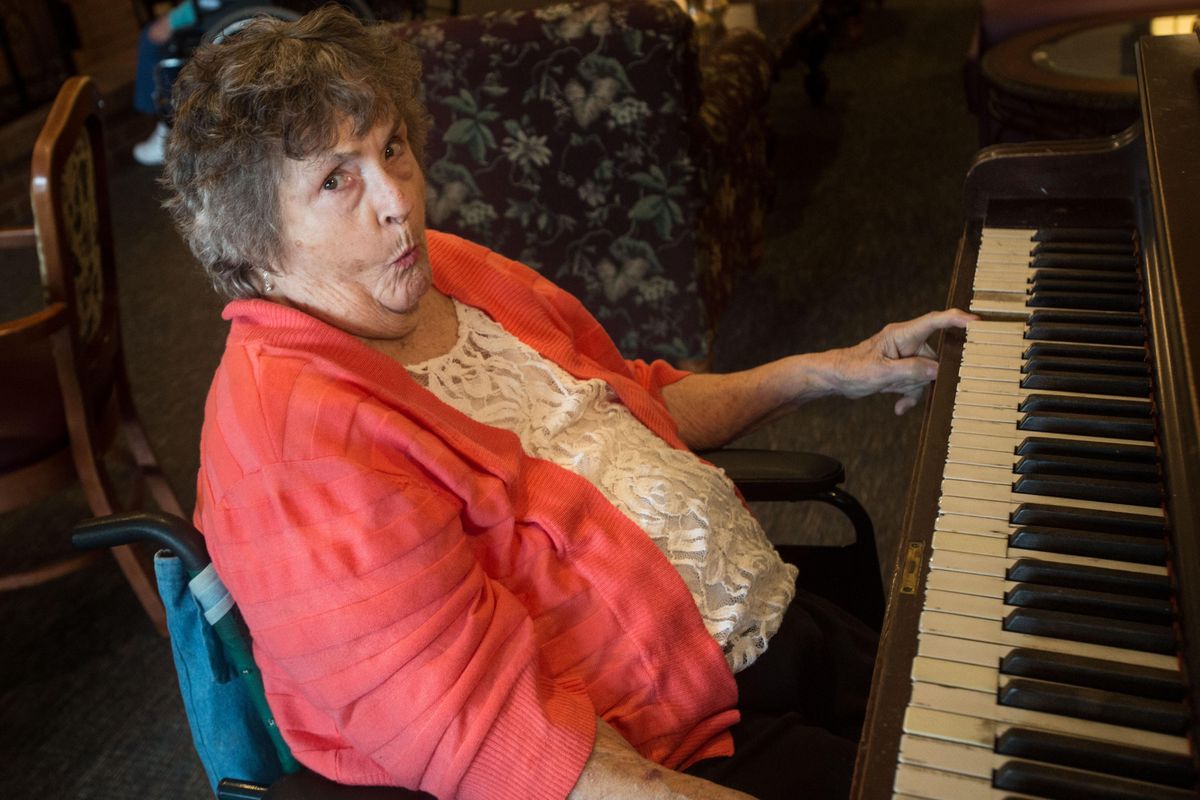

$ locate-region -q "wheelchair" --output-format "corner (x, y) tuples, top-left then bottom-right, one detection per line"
(148, 0), (379, 124)
(74, 450), (880, 798)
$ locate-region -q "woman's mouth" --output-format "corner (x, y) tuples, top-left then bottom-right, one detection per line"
(390, 245), (417, 271)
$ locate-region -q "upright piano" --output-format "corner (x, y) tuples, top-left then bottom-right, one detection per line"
(852, 33), (1200, 800)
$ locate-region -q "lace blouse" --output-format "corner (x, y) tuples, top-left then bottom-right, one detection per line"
(408, 301), (796, 671)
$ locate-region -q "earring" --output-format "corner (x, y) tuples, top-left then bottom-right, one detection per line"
(261, 270), (274, 294)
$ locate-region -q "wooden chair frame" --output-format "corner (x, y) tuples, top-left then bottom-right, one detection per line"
(0, 76), (183, 634)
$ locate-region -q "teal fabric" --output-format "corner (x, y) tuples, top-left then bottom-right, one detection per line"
(155, 552), (284, 794)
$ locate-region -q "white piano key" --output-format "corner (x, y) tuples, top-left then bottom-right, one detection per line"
(903, 705), (995, 749)
(922, 588), (1005, 620)
(926, 568), (1009, 599)
(950, 404), (1023, 425)
(952, 413), (1155, 448)
(917, 610), (1178, 671)
(931, 530), (1007, 558)
(942, 462), (1015, 485)
(953, 384), (1151, 408)
(912, 655), (997, 692)
(944, 445), (1015, 469)
(929, 541), (1167, 578)
(907, 682), (1190, 755)
(970, 297), (1031, 317)
(981, 227), (1036, 239)
(919, 632), (1015, 670)
(940, 478), (1164, 518)
(894, 762), (1007, 800)
(916, 628), (1184, 685)
(898, 734), (996, 781)
(934, 513), (1011, 537)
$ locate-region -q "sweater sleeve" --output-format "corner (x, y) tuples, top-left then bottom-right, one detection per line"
(201, 396), (596, 799)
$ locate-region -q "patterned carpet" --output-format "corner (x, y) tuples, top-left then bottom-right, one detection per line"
(0, 1), (978, 796)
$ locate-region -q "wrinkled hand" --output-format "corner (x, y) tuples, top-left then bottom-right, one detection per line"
(147, 14), (173, 44)
(829, 308), (975, 415)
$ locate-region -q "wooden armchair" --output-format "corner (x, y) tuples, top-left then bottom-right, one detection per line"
(0, 76), (183, 634)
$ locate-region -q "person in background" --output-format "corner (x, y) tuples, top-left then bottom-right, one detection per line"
(163, 6), (974, 799)
(131, 1), (223, 165)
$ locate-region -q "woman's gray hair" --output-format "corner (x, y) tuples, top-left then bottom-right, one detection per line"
(161, 4), (430, 298)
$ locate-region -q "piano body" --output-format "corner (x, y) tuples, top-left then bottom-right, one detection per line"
(852, 33), (1200, 800)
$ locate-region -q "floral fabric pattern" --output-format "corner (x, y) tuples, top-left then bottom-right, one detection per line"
(390, 0), (772, 363)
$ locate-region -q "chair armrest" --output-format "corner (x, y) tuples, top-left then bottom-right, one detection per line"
(0, 227), (35, 250)
(699, 447), (845, 501)
(257, 770), (434, 800)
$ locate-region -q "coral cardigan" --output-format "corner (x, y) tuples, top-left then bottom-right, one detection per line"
(195, 232), (739, 800)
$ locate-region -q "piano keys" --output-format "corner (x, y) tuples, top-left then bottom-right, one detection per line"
(851, 33), (1200, 800)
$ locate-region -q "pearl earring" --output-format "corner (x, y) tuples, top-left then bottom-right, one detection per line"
(261, 270), (274, 294)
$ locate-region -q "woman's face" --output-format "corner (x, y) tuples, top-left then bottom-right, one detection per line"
(271, 114), (432, 341)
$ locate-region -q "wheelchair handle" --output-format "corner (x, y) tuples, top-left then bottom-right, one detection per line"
(72, 511), (210, 574)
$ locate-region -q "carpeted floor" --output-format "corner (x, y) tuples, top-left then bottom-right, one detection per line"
(0, 0), (979, 796)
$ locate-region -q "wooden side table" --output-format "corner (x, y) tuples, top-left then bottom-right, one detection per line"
(979, 9), (1199, 143)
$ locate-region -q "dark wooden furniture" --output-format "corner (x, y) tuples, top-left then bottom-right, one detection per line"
(0, 76), (183, 634)
(979, 9), (1198, 142)
(852, 33), (1200, 797)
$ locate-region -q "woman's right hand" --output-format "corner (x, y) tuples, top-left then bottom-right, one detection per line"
(568, 719), (757, 800)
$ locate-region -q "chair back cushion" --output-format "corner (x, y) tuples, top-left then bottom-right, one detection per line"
(156, 552), (284, 791)
(393, 0), (707, 361)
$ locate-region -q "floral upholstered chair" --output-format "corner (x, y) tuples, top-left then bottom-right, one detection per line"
(390, 0), (773, 364)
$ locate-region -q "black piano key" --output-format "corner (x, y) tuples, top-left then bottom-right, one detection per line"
(1022, 342), (1149, 363)
(1027, 290), (1142, 312)
(994, 759), (1196, 800)
(1032, 271), (1138, 288)
(1026, 310), (1145, 346)
(1031, 252), (1138, 270)
(1023, 356), (1151, 377)
(999, 677), (1189, 735)
(995, 728), (1196, 789)
(1000, 649), (1185, 701)
(1028, 309), (1143, 326)
(1032, 240), (1136, 256)
(1006, 558), (1171, 599)
(1004, 582), (1173, 625)
(1017, 411), (1156, 441)
(1013, 454), (1160, 483)
(1032, 227), (1135, 245)
(1002, 607), (1177, 654)
(1009, 503), (1166, 536)
(1029, 278), (1139, 296)
(1012, 474), (1163, 507)
(1017, 393), (1151, 416)
(1014, 439), (1159, 465)
(1026, 321), (1147, 346)
(1019, 370), (1150, 398)
(1009, 526), (1168, 565)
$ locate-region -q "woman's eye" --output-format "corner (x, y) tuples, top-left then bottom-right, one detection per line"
(322, 174), (341, 191)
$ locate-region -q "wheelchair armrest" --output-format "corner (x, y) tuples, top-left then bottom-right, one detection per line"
(698, 448), (845, 501)
(246, 770), (433, 799)
(72, 511), (210, 573)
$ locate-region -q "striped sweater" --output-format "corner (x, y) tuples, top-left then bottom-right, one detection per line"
(194, 231), (739, 800)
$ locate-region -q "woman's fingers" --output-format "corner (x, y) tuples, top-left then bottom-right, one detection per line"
(889, 308), (976, 354)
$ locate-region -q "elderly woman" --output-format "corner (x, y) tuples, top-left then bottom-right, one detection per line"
(163, 6), (971, 800)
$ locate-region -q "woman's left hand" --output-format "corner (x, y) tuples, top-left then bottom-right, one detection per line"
(828, 308), (976, 415)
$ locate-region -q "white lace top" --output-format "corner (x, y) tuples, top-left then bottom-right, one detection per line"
(407, 301), (796, 671)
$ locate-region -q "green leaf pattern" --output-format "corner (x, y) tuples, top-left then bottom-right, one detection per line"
(394, 0), (706, 361)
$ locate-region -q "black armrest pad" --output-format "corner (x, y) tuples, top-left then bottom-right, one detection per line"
(698, 448), (845, 501)
(262, 771), (434, 800)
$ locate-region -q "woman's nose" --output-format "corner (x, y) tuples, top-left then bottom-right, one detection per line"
(375, 173), (412, 226)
